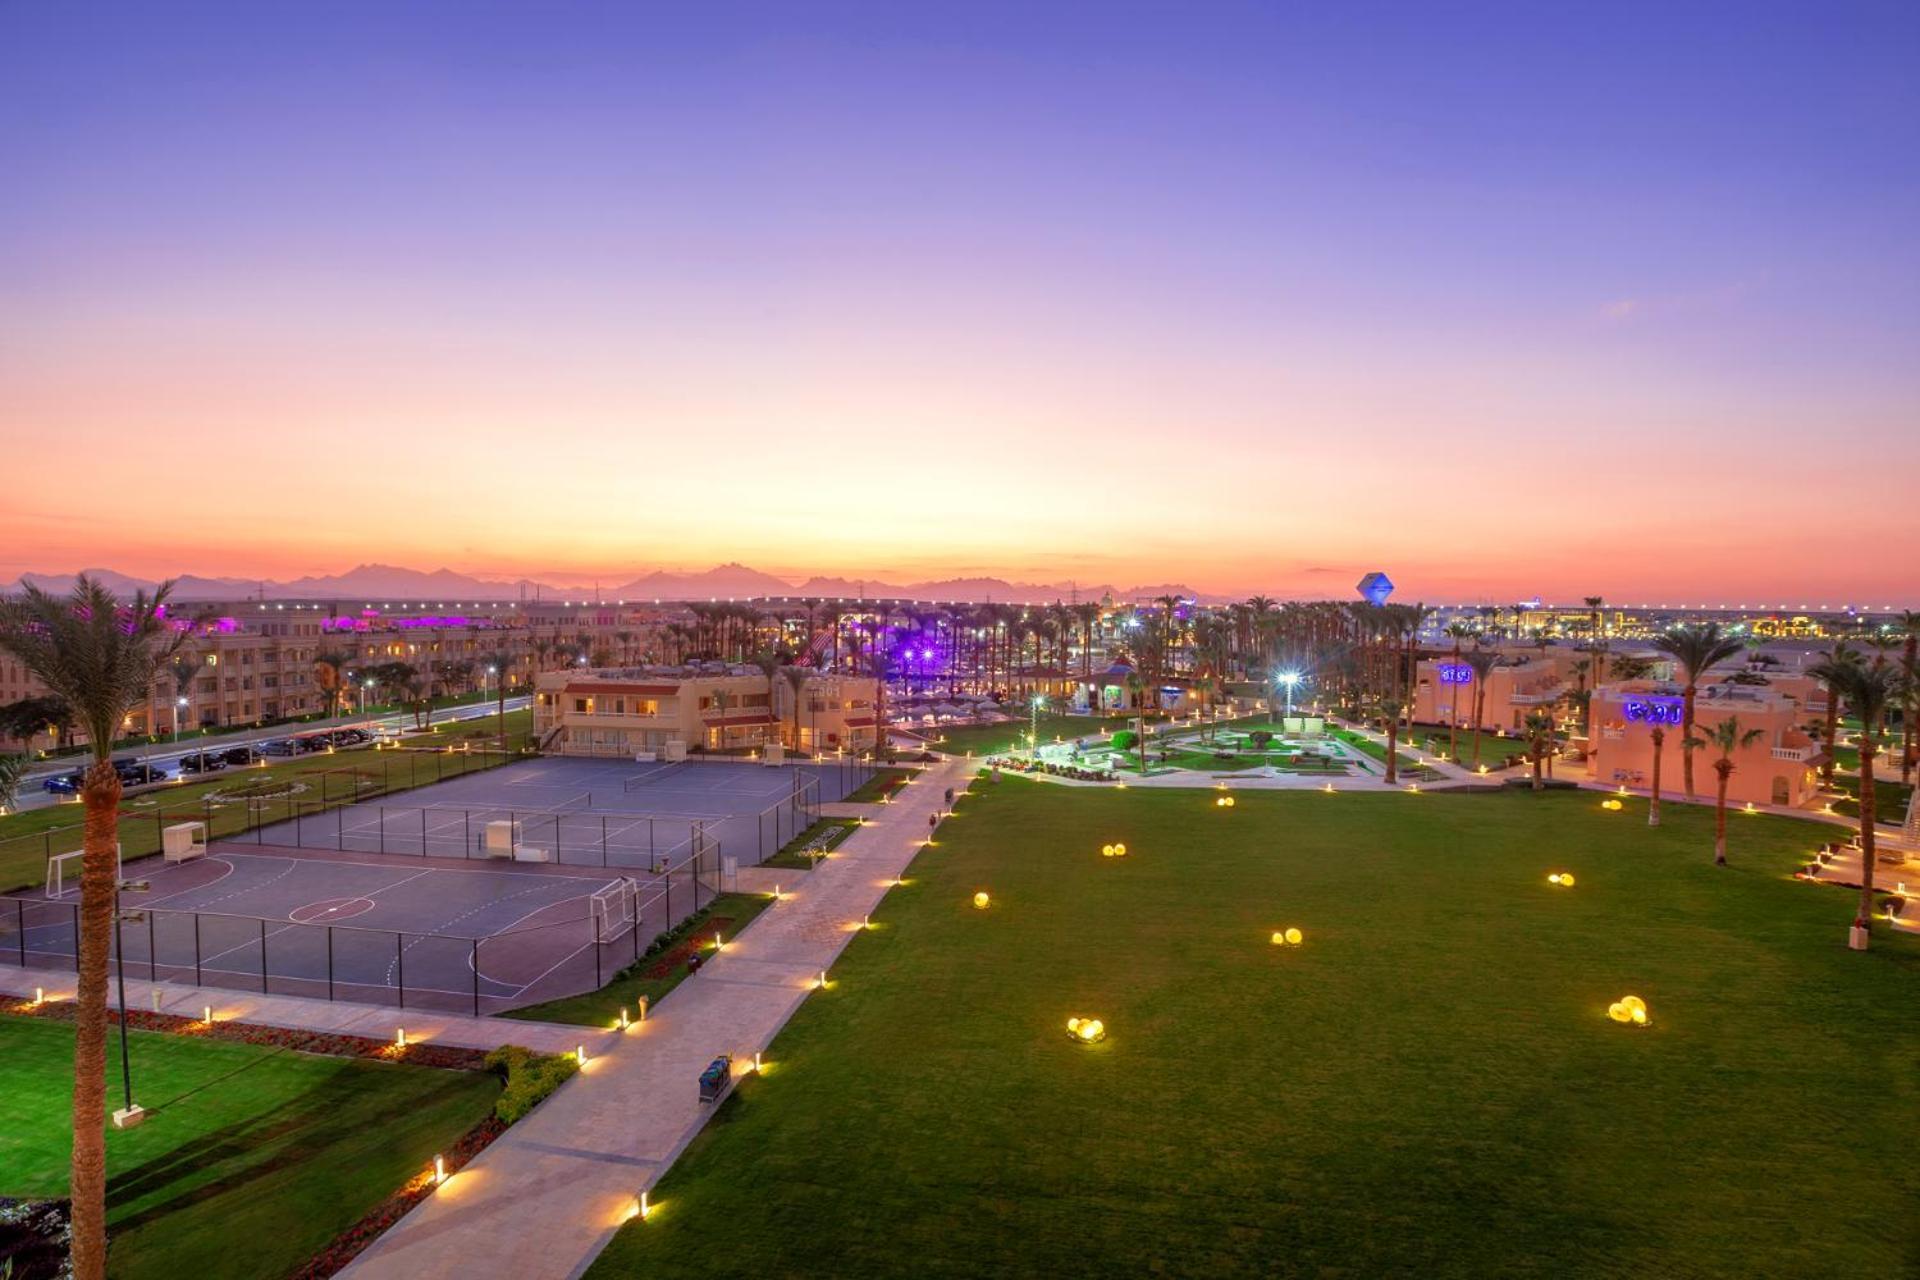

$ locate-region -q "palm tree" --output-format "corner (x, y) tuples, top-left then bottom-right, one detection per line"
(1812, 641), (1861, 788)
(480, 649), (514, 752)
(1647, 724), (1667, 826)
(1523, 709), (1557, 791)
(0, 576), (183, 1280)
(1583, 595), (1607, 686)
(1897, 610), (1919, 785)
(1123, 669), (1151, 774)
(314, 650), (352, 719)
(1650, 623), (1746, 801)
(1443, 623), (1472, 761)
(168, 651), (202, 735)
(0, 751), (29, 814)
(1464, 648), (1502, 769)
(780, 665), (811, 753)
(1819, 658), (1898, 947)
(1684, 716), (1763, 866)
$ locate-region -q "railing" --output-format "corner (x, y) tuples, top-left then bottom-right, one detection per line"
(1771, 745), (1817, 762)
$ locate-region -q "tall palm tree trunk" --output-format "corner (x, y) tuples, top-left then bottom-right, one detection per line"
(1855, 735), (1879, 938)
(1648, 728), (1664, 826)
(1713, 768), (1729, 865)
(1681, 685), (1699, 800)
(71, 761), (122, 1280)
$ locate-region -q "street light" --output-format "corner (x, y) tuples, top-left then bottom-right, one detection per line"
(173, 696), (188, 746)
(1275, 671), (1301, 720)
(112, 876), (151, 1127)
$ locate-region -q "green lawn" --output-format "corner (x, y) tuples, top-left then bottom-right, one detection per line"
(1330, 728), (1443, 781)
(926, 713), (1132, 758)
(1829, 773), (1914, 827)
(0, 1014), (498, 1280)
(501, 891), (776, 1027)
(0, 709), (532, 893)
(590, 781), (1919, 1279)
(844, 766), (921, 804)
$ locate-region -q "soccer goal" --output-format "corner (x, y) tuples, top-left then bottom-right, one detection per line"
(46, 843), (123, 900)
(591, 878), (636, 942)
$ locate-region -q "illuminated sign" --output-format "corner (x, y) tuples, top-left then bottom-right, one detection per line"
(1438, 663), (1474, 684)
(1622, 697), (1684, 726)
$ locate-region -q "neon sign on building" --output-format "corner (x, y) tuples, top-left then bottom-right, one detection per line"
(1622, 697), (1684, 726)
(1437, 663), (1472, 684)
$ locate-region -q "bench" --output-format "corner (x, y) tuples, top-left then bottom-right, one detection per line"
(162, 822), (208, 864)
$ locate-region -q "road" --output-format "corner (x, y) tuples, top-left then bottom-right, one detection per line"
(7, 696), (530, 811)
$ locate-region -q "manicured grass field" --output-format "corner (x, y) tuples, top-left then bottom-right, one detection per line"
(843, 766), (920, 804)
(926, 713), (1130, 758)
(0, 1014), (498, 1280)
(591, 780), (1919, 1278)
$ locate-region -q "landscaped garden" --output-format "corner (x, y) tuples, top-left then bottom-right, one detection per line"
(588, 780), (1919, 1278)
(919, 712), (1121, 758)
(0, 1013), (500, 1280)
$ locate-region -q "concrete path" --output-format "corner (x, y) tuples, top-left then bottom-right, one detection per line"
(342, 756), (971, 1280)
(0, 963), (587, 1055)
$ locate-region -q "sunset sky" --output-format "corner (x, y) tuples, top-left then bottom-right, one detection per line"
(3, 2), (1916, 604)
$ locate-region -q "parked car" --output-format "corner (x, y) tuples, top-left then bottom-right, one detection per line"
(220, 745), (258, 767)
(179, 752), (227, 774)
(114, 762), (170, 786)
(293, 735), (331, 754)
(42, 772), (85, 795)
(328, 728), (372, 747)
(258, 738), (296, 757)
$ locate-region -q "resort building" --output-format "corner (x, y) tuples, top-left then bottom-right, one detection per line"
(532, 665), (881, 758)
(1410, 648), (1577, 732)
(1584, 682), (1823, 808)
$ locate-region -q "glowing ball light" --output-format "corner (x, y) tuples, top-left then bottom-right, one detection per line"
(1606, 995), (1650, 1027)
(1214, 795), (1237, 808)
(1270, 927), (1305, 946)
(1065, 1016), (1107, 1044)
(1548, 872), (1575, 887)
(1101, 842), (1128, 858)
(1601, 799), (1624, 811)
(972, 891), (991, 910)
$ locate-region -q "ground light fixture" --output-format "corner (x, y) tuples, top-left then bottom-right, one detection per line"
(1065, 1016), (1107, 1044)
(1607, 995), (1650, 1027)
(1214, 794), (1236, 808)
(629, 1190), (652, 1221)
(1101, 842), (1128, 857)
(395, 1027), (408, 1048)
(1270, 927), (1305, 946)
(1548, 872), (1578, 887)
(1601, 799), (1624, 811)
(202, 1005), (214, 1024)
(433, 1155), (446, 1185)
(576, 1043), (588, 1064)
(973, 891), (991, 909)
(32, 986), (44, 1005)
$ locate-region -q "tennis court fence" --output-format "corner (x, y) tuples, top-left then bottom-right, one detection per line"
(0, 831), (727, 1016)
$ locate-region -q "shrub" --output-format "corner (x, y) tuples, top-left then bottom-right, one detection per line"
(1248, 730), (1273, 750)
(484, 1044), (580, 1124)
(1110, 730), (1138, 752)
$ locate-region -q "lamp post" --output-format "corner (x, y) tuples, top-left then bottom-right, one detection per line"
(1276, 671), (1301, 720)
(112, 876), (151, 1126)
(173, 697), (187, 746)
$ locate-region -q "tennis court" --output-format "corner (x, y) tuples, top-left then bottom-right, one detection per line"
(246, 756), (872, 868)
(0, 838), (721, 1016)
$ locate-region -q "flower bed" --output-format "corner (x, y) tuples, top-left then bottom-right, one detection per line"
(0, 1197), (71, 1280)
(4, 998), (489, 1071)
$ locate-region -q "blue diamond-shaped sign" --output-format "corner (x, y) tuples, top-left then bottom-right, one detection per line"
(1357, 572), (1394, 606)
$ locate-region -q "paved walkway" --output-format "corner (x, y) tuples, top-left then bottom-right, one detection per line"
(0, 963), (586, 1054)
(342, 756), (971, 1280)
